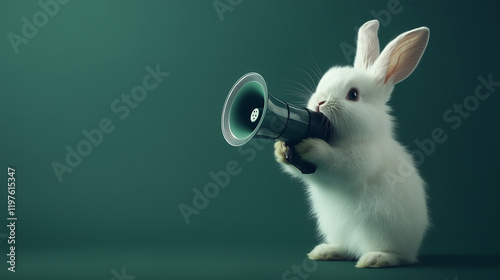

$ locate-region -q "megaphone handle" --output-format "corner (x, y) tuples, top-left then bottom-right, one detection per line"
(284, 142), (317, 174)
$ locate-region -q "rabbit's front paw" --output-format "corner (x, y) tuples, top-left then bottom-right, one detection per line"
(294, 138), (331, 165)
(274, 141), (292, 165)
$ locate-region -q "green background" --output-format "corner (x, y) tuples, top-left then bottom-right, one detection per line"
(1, 0), (499, 279)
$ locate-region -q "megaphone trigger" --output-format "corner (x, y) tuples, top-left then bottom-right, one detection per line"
(283, 142), (317, 174)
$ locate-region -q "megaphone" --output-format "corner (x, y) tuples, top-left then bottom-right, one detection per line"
(221, 72), (333, 173)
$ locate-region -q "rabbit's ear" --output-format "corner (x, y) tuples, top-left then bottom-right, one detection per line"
(354, 20), (380, 70)
(372, 27), (429, 85)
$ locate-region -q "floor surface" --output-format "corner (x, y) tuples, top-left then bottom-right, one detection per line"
(3, 246), (499, 280)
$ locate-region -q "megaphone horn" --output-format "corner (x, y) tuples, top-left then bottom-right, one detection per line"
(221, 72), (332, 147)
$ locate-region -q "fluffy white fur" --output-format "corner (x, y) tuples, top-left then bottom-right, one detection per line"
(274, 20), (430, 268)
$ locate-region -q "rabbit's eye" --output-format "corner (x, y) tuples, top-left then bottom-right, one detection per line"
(346, 88), (359, 101)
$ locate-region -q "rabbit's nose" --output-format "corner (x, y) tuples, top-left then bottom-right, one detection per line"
(317, 100), (326, 112)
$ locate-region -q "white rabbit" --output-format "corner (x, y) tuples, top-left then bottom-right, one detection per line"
(275, 19), (430, 268)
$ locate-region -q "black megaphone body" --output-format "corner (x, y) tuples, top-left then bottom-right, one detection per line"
(221, 72), (333, 173)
